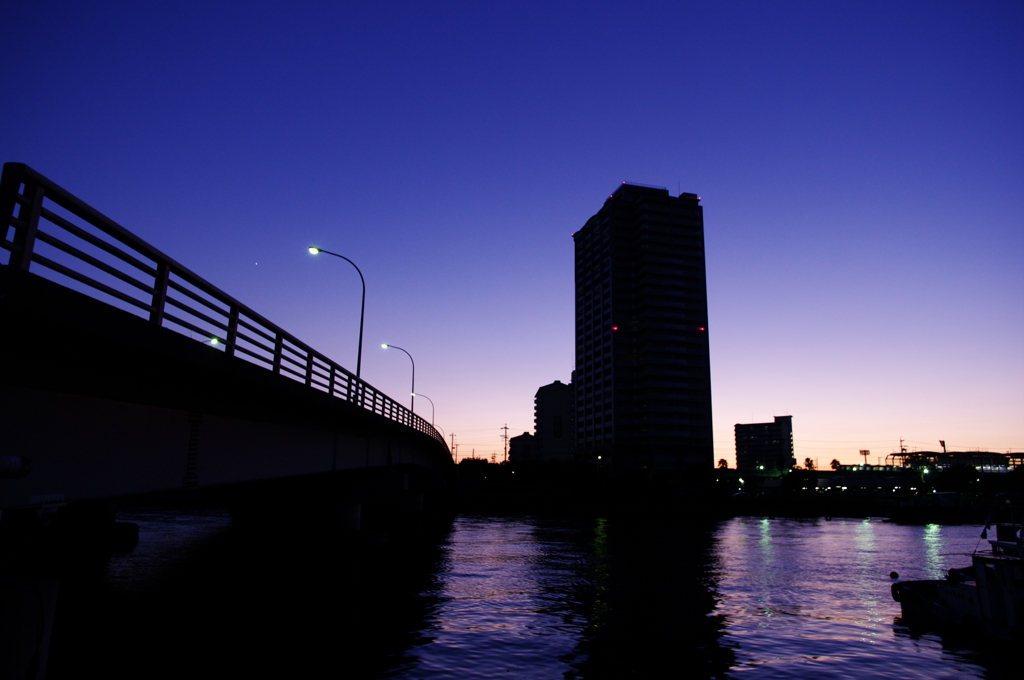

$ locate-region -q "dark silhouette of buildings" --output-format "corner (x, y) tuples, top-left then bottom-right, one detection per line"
(510, 380), (575, 464)
(534, 380), (574, 461)
(573, 183), (713, 471)
(735, 416), (795, 470)
(508, 432), (535, 462)
(883, 449), (1023, 472)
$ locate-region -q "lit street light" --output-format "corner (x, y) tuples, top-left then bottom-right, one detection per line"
(308, 247), (365, 380)
(413, 392), (435, 426)
(381, 343), (414, 411)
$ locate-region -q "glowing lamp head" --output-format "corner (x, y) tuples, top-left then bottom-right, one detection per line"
(381, 343), (389, 349)
(210, 338), (219, 345)
(308, 247), (320, 255)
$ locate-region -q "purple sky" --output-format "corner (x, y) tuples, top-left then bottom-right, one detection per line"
(3, 0), (1021, 465)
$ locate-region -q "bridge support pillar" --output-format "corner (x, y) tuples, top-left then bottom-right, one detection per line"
(0, 499), (138, 680)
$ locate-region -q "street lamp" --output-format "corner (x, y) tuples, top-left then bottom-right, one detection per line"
(308, 247), (365, 380)
(413, 392), (435, 426)
(381, 343), (414, 411)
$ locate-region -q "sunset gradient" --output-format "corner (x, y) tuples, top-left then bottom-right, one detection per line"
(2, 0), (1020, 465)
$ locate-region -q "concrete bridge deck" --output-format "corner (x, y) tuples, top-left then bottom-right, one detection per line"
(0, 162), (453, 515)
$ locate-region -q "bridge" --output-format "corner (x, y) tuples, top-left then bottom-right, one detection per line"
(0, 162), (454, 532)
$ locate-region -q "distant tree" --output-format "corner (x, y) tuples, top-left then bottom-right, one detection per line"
(805, 458), (816, 470)
(717, 458), (729, 469)
(830, 459), (841, 470)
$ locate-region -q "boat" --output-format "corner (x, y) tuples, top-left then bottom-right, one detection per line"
(891, 502), (1024, 641)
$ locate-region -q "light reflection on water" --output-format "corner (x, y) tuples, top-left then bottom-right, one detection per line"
(53, 510), (1009, 679)
(924, 523), (944, 579)
(391, 516), (1001, 679)
(387, 516), (590, 679)
(712, 517), (992, 679)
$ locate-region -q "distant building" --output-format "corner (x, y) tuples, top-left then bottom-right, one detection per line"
(735, 416), (795, 470)
(534, 380), (574, 461)
(885, 450), (1023, 473)
(508, 432), (535, 463)
(573, 183), (713, 471)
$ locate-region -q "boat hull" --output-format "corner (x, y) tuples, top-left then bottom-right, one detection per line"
(893, 579), (1020, 641)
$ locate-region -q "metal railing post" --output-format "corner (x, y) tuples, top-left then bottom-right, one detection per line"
(273, 334), (283, 374)
(225, 305), (239, 356)
(0, 163), (28, 264)
(4, 172), (44, 272)
(150, 261), (170, 325)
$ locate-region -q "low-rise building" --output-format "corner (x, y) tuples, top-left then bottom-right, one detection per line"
(508, 432), (536, 463)
(735, 416), (795, 470)
(535, 380), (574, 462)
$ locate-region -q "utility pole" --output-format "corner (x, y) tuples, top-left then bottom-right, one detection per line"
(501, 424), (509, 463)
(450, 432), (456, 461)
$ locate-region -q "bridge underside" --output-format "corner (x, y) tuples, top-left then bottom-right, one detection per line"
(0, 267), (453, 513)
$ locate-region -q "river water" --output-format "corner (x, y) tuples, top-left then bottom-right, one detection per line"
(45, 510), (1014, 679)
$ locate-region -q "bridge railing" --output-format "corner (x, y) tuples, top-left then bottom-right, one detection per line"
(0, 162), (448, 449)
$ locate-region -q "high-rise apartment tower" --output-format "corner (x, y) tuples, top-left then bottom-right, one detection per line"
(573, 183), (713, 471)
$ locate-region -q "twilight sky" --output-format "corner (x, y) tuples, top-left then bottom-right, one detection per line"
(2, 0), (1021, 465)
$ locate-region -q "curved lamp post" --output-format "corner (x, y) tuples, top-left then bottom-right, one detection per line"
(411, 392), (445, 442)
(308, 247), (365, 380)
(381, 343), (414, 411)
(413, 392), (435, 426)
